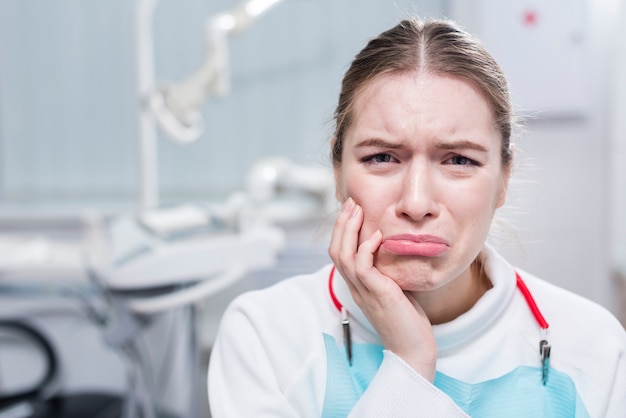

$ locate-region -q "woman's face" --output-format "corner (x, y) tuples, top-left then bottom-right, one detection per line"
(335, 72), (509, 292)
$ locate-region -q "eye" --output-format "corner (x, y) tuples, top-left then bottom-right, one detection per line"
(445, 155), (480, 167)
(362, 153), (395, 164)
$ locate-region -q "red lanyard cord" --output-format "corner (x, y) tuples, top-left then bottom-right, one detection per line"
(329, 266), (551, 383)
(328, 266), (342, 311)
(515, 272), (549, 330)
(328, 266), (549, 330)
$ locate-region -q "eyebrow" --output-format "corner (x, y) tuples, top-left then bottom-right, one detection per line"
(354, 138), (404, 149)
(354, 138), (489, 153)
(435, 140), (489, 153)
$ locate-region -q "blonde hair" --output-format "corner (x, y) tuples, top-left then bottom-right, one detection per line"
(331, 17), (514, 169)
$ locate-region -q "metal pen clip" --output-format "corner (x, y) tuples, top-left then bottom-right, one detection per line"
(341, 307), (352, 366)
(539, 339), (551, 386)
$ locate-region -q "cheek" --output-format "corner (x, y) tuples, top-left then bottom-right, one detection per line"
(345, 178), (390, 243)
(456, 181), (502, 227)
(358, 210), (384, 245)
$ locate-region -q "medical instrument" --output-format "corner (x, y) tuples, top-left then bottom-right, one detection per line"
(244, 157), (336, 223)
(327, 267), (552, 385)
(516, 273), (551, 385)
(328, 266), (352, 365)
(0, 320), (58, 410)
(136, 0), (285, 210)
(148, 0), (285, 143)
(0, 318), (125, 417)
(341, 307), (352, 366)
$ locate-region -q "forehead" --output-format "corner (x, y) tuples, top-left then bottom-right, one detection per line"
(346, 71), (498, 147)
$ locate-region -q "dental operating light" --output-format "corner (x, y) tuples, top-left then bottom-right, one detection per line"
(147, 0), (284, 144)
(136, 0), (285, 209)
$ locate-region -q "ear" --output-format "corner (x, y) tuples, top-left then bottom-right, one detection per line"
(496, 145), (514, 208)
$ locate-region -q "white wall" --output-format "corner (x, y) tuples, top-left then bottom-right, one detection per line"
(610, 1), (626, 323)
(610, 1), (626, 271)
(0, 0), (445, 208)
(449, 0), (621, 315)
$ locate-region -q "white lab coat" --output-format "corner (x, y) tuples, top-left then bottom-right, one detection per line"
(208, 246), (626, 417)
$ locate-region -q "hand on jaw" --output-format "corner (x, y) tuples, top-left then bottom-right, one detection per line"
(329, 197), (437, 382)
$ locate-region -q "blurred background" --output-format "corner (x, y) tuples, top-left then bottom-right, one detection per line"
(0, 0), (624, 417)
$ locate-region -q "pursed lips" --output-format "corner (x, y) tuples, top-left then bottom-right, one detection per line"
(380, 234), (450, 257)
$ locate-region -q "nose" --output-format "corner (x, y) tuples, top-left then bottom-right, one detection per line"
(396, 161), (439, 221)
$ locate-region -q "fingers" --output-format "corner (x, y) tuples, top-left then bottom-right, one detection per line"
(327, 199), (437, 381)
(329, 198), (386, 299)
(354, 229), (393, 296)
(329, 197), (362, 276)
(329, 198), (368, 304)
(354, 229), (382, 277)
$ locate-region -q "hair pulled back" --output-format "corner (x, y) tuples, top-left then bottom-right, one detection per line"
(331, 18), (513, 168)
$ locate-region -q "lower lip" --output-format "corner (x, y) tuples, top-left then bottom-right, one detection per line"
(381, 239), (449, 257)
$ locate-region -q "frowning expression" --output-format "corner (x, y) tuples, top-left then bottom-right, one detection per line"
(334, 72), (509, 292)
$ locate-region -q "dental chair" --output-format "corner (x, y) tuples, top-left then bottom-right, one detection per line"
(0, 156), (334, 418)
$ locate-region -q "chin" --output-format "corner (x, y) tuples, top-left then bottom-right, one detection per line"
(375, 256), (438, 292)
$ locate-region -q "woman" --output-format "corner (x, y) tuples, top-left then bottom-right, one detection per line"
(208, 17), (626, 417)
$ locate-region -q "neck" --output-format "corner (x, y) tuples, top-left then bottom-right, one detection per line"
(413, 260), (492, 325)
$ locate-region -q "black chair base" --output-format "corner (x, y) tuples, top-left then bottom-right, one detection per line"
(30, 393), (124, 418)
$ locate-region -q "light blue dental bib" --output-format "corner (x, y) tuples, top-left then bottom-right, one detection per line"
(321, 334), (589, 418)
